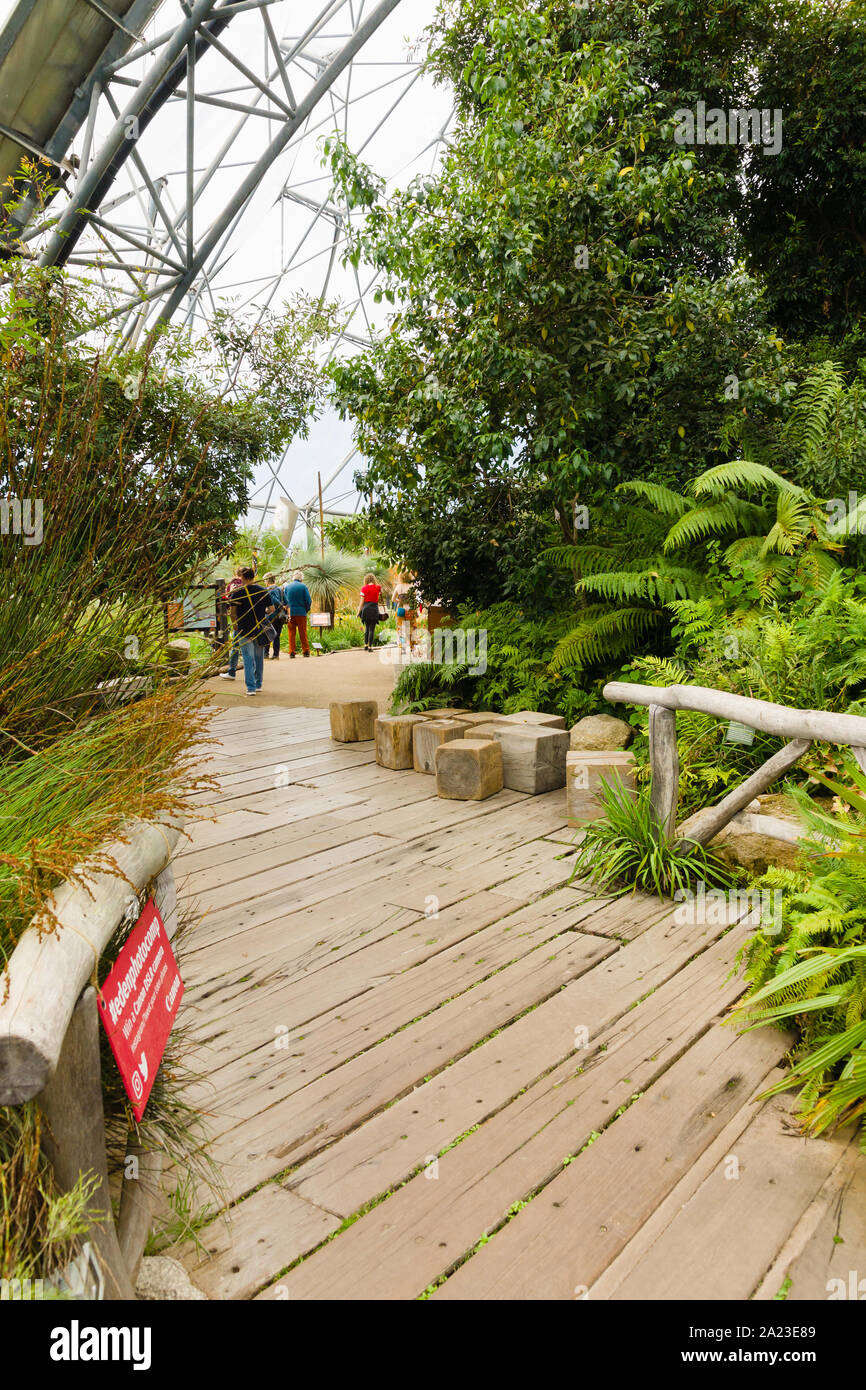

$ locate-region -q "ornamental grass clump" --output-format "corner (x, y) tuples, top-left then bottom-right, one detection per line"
(570, 777), (737, 899)
(0, 264), (331, 1282)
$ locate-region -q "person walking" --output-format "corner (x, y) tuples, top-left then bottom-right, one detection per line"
(358, 572), (383, 651)
(229, 567), (275, 695)
(263, 572), (286, 659)
(283, 568), (312, 658)
(219, 565), (246, 680)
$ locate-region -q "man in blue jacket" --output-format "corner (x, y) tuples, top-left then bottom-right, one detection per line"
(283, 569), (313, 657)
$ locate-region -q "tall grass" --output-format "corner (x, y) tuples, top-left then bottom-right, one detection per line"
(0, 268), (253, 1280)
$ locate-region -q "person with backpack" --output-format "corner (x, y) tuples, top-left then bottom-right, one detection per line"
(263, 572), (287, 659)
(225, 567), (275, 695)
(358, 572), (383, 651)
(283, 569), (312, 658)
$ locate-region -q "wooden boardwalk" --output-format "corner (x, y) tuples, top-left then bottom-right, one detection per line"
(173, 705), (863, 1301)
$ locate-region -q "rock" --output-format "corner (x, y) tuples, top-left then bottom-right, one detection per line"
(566, 750), (637, 825)
(435, 738), (503, 801)
(413, 718), (465, 774)
(755, 793), (803, 822)
(136, 1255), (207, 1301)
(708, 829), (802, 875)
(499, 711), (566, 730)
(473, 723), (568, 794)
(329, 699), (378, 742)
(569, 714), (633, 752)
(375, 714), (427, 769)
(166, 638), (191, 670)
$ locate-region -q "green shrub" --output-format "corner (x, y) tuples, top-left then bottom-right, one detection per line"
(390, 602), (599, 722)
(569, 779), (737, 899)
(734, 767), (866, 1140)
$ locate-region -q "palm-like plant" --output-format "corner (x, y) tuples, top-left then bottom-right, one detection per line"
(291, 546), (364, 613)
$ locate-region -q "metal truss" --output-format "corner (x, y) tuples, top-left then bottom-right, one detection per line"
(1, 0), (452, 536)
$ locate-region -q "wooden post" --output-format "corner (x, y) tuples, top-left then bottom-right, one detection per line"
(116, 1145), (165, 1286)
(38, 988), (136, 1300)
(648, 704), (678, 838)
(677, 739), (810, 846)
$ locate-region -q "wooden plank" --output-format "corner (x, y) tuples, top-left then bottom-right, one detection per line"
(201, 931), (615, 1201)
(184, 888), (518, 1039)
(180, 1183), (340, 1300)
(187, 834), (399, 914)
(604, 1094), (844, 1300)
(186, 890), (602, 1088)
(177, 810), (365, 878)
(432, 1024), (786, 1299)
(753, 1138), (866, 1301)
(285, 915), (754, 1239)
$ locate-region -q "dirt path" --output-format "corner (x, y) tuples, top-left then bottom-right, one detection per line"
(203, 641), (399, 711)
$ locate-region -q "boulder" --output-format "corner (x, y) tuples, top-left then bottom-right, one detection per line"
(329, 699), (378, 743)
(566, 750), (637, 825)
(166, 638), (191, 672)
(473, 723), (568, 794)
(375, 714), (427, 770)
(413, 718), (465, 774)
(708, 828), (802, 875)
(435, 738), (503, 801)
(569, 714), (633, 751)
(499, 710), (566, 730)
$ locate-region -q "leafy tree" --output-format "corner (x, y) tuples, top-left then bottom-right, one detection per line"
(1, 265), (336, 578)
(327, 0), (788, 609)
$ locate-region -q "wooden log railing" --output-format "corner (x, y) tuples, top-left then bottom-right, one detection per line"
(0, 816), (184, 1300)
(602, 682), (866, 845)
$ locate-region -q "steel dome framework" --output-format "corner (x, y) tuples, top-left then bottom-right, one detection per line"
(0, 0), (450, 536)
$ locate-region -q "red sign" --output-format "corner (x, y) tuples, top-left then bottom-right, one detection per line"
(98, 898), (184, 1121)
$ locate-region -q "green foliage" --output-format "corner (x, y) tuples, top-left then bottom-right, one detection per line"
(569, 779), (737, 899)
(314, 617), (366, 652)
(290, 547), (364, 612)
(390, 602), (598, 723)
(326, 0), (788, 611)
(547, 423), (845, 678)
(735, 768), (866, 1141)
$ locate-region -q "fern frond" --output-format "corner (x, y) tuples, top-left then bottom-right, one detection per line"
(690, 460), (803, 498)
(663, 499), (754, 551)
(617, 479), (690, 516)
(549, 606), (663, 671)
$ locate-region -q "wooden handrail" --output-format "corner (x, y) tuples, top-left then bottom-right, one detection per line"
(0, 816), (183, 1105)
(602, 681), (866, 846)
(0, 816), (185, 1300)
(603, 682), (866, 749)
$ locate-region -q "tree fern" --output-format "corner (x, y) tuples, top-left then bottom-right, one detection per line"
(617, 479), (690, 516)
(690, 459), (804, 498)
